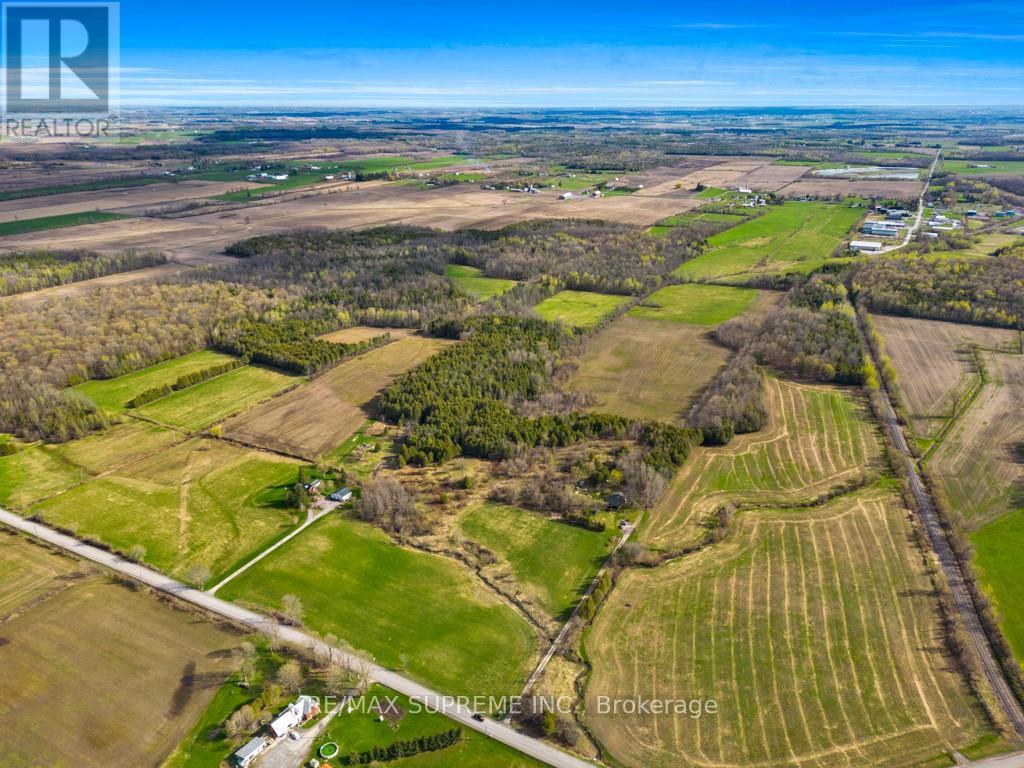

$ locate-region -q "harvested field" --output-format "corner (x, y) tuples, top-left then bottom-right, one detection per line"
(0, 180), (262, 224)
(319, 326), (411, 344)
(0, 531), (89, 619)
(641, 378), (883, 549)
(219, 513), (538, 701)
(222, 336), (450, 458)
(135, 364), (299, 432)
(586, 486), (995, 768)
(568, 317), (729, 424)
(873, 315), (1019, 438)
(777, 178), (925, 199)
(928, 349), (1024, 529)
(30, 438), (303, 579)
(0, 575), (238, 768)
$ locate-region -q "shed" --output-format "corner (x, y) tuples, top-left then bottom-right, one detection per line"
(850, 240), (883, 252)
(234, 737), (269, 767)
(329, 487), (353, 503)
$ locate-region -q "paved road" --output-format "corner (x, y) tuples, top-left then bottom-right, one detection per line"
(878, 149), (941, 254)
(965, 750), (1024, 768)
(0, 508), (596, 768)
(865, 363), (1024, 737)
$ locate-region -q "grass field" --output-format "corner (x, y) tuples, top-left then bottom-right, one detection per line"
(319, 326), (411, 344)
(568, 316), (730, 424)
(533, 290), (631, 329)
(586, 486), (995, 768)
(459, 502), (614, 618)
(446, 264), (518, 300)
(943, 159), (1024, 176)
(675, 202), (863, 282)
(642, 377), (884, 549)
(0, 573), (238, 768)
(136, 364), (298, 432)
(309, 684), (544, 767)
(71, 349), (237, 414)
(973, 509), (1024, 664)
(219, 513), (537, 700)
(629, 283), (761, 325)
(30, 438), (303, 580)
(223, 336), (450, 458)
(0, 210), (130, 236)
(873, 315), (1019, 439)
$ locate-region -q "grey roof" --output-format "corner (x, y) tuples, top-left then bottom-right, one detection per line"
(235, 737), (267, 760)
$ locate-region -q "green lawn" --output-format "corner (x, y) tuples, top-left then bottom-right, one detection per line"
(674, 202), (863, 281)
(71, 350), (237, 414)
(943, 159), (1024, 176)
(972, 508), (1024, 664)
(30, 438), (302, 579)
(219, 514), (537, 700)
(460, 503), (614, 617)
(446, 264), (518, 301)
(135, 365), (298, 431)
(533, 290), (631, 329)
(0, 211), (130, 237)
(629, 283), (760, 326)
(309, 685), (543, 767)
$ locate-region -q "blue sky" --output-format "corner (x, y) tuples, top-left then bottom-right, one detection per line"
(113, 0), (1024, 107)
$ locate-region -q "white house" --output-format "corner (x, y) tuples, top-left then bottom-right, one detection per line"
(268, 696), (322, 739)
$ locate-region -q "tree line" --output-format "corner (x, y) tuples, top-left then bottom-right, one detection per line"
(0, 249), (166, 297)
(128, 359), (244, 407)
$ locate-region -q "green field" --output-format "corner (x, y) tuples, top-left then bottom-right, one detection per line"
(675, 202), (863, 282)
(212, 173), (332, 201)
(943, 159), (1024, 176)
(71, 349), (237, 414)
(219, 514), (537, 700)
(460, 503), (614, 617)
(0, 211), (130, 237)
(446, 264), (518, 300)
(136, 364), (298, 431)
(533, 290), (631, 329)
(335, 155), (467, 174)
(309, 685), (543, 767)
(973, 509), (1024, 663)
(629, 283), (760, 326)
(30, 438), (302, 579)
(0, 442), (88, 509)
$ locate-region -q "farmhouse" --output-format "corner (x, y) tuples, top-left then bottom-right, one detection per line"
(607, 492), (627, 511)
(233, 736), (269, 767)
(304, 479), (324, 495)
(269, 695), (321, 738)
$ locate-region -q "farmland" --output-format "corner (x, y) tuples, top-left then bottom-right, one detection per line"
(872, 315), (1019, 439)
(628, 283), (763, 325)
(642, 377), (883, 550)
(533, 290), (632, 329)
(459, 502), (615, 618)
(218, 513), (538, 700)
(222, 336), (450, 458)
(0, 210), (130, 236)
(942, 158), (1024, 176)
(586, 486), (995, 768)
(30, 438), (303, 579)
(447, 263), (518, 300)
(675, 202), (863, 282)
(71, 349), (237, 414)
(568, 317), (729, 424)
(0, 543), (238, 768)
(136, 364), (298, 432)
(973, 509), (1024, 662)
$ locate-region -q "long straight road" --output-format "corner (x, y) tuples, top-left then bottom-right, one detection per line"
(867, 368), (1024, 737)
(0, 508), (596, 768)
